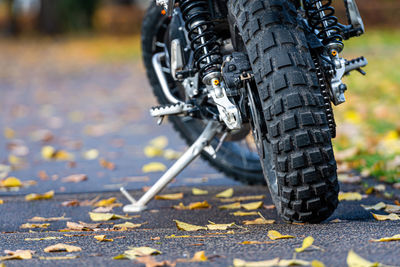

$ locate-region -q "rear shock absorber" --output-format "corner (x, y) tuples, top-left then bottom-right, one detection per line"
(179, 0), (223, 85)
(305, 0), (343, 55)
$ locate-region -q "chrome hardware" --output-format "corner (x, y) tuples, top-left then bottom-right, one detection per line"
(344, 0), (365, 36)
(331, 57), (347, 105)
(171, 39), (184, 80)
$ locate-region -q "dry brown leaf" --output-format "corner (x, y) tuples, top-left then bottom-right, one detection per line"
(174, 220), (207, 231)
(384, 204), (400, 213)
(241, 201), (263, 211)
(20, 223), (50, 229)
(99, 158), (116, 170)
(25, 190), (54, 201)
(192, 188), (208, 195)
(216, 188), (234, 198)
(267, 230), (295, 240)
(94, 235), (113, 242)
(135, 256), (176, 267)
(142, 162), (167, 173)
(44, 243), (82, 253)
(218, 202), (241, 210)
(61, 200), (80, 207)
(29, 216), (70, 222)
(220, 195), (265, 203)
(61, 174), (88, 183)
(0, 250), (34, 260)
(155, 193), (183, 200)
(370, 234), (400, 242)
(92, 206), (113, 213)
(66, 221), (100, 231)
(338, 192), (364, 201)
(371, 213), (400, 221)
(191, 251), (208, 262)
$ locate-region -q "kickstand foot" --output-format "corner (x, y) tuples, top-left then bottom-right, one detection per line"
(121, 121), (222, 212)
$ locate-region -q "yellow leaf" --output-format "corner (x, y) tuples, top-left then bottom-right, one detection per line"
(142, 162), (167, 173)
(371, 213), (400, 221)
(41, 146), (73, 161)
(94, 235), (113, 242)
(241, 201), (263, 210)
(94, 197), (117, 207)
(173, 201), (210, 210)
(114, 247), (161, 260)
(144, 146), (163, 158)
(360, 202), (386, 211)
(243, 218), (275, 225)
(338, 192), (363, 201)
(206, 222), (235, 230)
(155, 192), (183, 200)
(165, 234), (191, 238)
(370, 234), (400, 242)
(295, 236), (314, 253)
(220, 195), (265, 203)
(311, 260), (326, 267)
(1, 177), (22, 187)
(44, 243), (82, 253)
(113, 222), (143, 229)
(4, 127), (15, 139)
(0, 250), (34, 261)
(42, 146), (56, 159)
(89, 212), (133, 221)
(25, 236), (63, 241)
(216, 188), (234, 198)
(39, 256), (78, 260)
(149, 136), (168, 149)
(163, 149), (182, 160)
(232, 211), (258, 216)
(384, 204), (400, 213)
(278, 259), (311, 266)
(219, 202), (241, 210)
(174, 220), (207, 231)
(239, 241), (273, 245)
(82, 149), (99, 160)
(192, 251), (208, 262)
(344, 110), (362, 124)
(192, 188), (208, 195)
(267, 230), (295, 240)
(347, 250), (380, 267)
(25, 190), (54, 201)
(29, 216), (70, 222)
(20, 223), (50, 229)
(0, 199), (3, 205)
(8, 155), (22, 165)
(233, 258), (280, 267)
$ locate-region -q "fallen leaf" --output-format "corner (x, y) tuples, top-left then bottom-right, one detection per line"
(163, 149), (182, 160)
(361, 202), (386, 211)
(370, 234), (400, 242)
(216, 188), (234, 198)
(149, 136), (168, 149)
(338, 192), (363, 201)
(311, 260), (326, 267)
(173, 201), (210, 210)
(94, 197), (117, 207)
(42, 146), (73, 161)
(232, 211), (258, 216)
(239, 241), (274, 245)
(192, 251), (207, 262)
(66, 221), (100, 231)
(218, 202), (241, 210)
(114, 247), (161, 260)
(94, 235), (113, 242)
(371, 213), (400, 221)
(61, 200), (80, 207)
(92, 206), (113, 213)
(142, 162), (167, 173)
(174, 220), (207, 231)
(20, 223), (50, 229)
(278, 259), (311, 266)
(144, 146), (163, 158)
(4, 127), (15, 139)
(39, 256), (79, 260)
(99, 158), (115, 170)
(347, 250), (380, 267)
(295, 236), (314, 253)
(242, 201), (263, 210)
(155, 193), (183, 200)
(233, 258), (280, 267)
(82, 149), (99, 160)
(0, 250), (34, 260)
(135, 256), (176, 267)
(206, 222), (235, 230)
(61, 174), (87, 183)
(192, 188), (208, 195)
(29, 215), (69, 222)
(1, 177), (22, 187)
(243, 218), (275, 225)
(0, 199), (3, 205)
(44, 243), (82, 253)
(338, 174), (362, 184)
(89, 212), (134, 221)
(0, 164), (11, 179)
(220, 195), (265, 203)
(25, 236), (63, 241)
(267, 230), (295, 240)
(384, 204), (400, 213)
(25, 190), (54, 201)
(113, 222), (144, 230)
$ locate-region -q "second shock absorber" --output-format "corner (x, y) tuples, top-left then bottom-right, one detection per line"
(180, 0), (223, 86)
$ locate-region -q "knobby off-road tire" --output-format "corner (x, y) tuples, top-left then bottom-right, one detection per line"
(141, 2), (265, 185)
(228, 0), (339, 223)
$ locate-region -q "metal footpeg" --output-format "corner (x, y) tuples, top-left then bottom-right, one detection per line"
(345, 56), (368, 75)
(150, 103), (193, 117)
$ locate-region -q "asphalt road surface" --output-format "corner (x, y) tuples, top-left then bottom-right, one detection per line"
(0, 40), (399, 267)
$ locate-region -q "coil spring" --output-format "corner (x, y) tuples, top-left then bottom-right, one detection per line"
(305, 0), (343, 52)
(180, 0), (222, 80)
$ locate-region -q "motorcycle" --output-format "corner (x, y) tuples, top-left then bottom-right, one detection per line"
(121, 0), (368, 223)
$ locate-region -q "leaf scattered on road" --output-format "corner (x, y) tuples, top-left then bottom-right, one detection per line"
(361, 202), (386, 211)
(219, 202), (241, 210)
(338, 192), (364, 201)
(370, 234), (400, 242)
(192, 188), (208, 195)
(233, 258), (280, 267)
(41, 146), (74, 161)
(206, 222), (235, 230)
(149, 136), (168, 149)
(82, 149), (99, 160)
(25, 236), (63, 241)
(94, 235), (113, 242)
(371, 213), (400, 221)
(39, 256), (79, 260)
(89, 212), (134, 221)
(231, 211), (258, 216)
(20, 223), (50, 229)
(220, 195), (265, 203)
(173, 201), (210, 210)
(99, 158), (116, 170)
(191, 251), (208, 262)
(267, 230), (295, 240)
(216, 188), (234, 198)
(174, 220), (207, 231)
(29, 216), (70, 222)
(0, 177), (22, 188)
(25, 190), (54, 201)
(243, 218), (275, 225)
(61, 174), (88, 183)
(142, 162), (167, 173)
(155, 193), (183, 200)
(44, 243), (82, 253)
(347, 250), (380, 267)
(113, 222), (144, 230)
(241, 201), (263, 211)
(114, 247), (161, 260)
(0, 250), (34, 260)
(295, 236), (314, 253)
